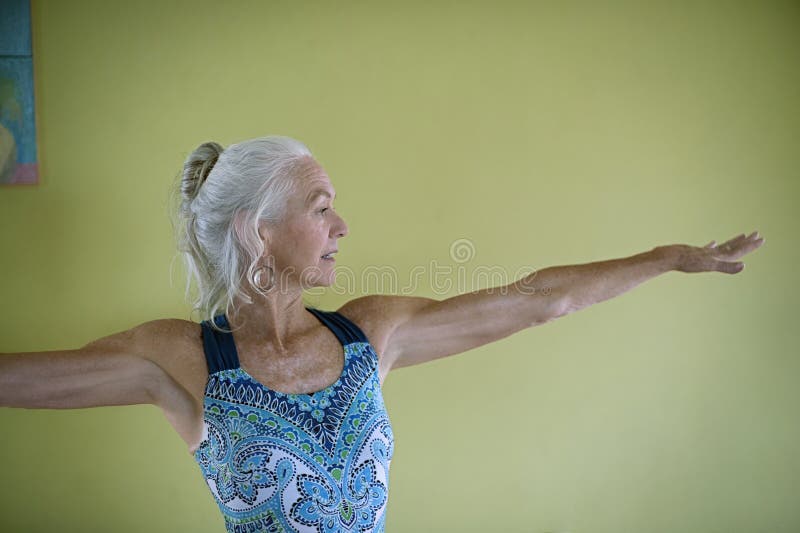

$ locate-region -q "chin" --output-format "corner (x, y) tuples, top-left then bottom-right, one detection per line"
(299, 267), (337, 289)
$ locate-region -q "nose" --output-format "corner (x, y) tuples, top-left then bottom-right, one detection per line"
(332, 211), (348, 238)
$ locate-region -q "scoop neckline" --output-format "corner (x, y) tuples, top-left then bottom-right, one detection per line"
(220, 308), (347, 398)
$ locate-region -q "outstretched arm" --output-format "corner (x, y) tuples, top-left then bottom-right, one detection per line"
(540, 231), (764, 317)
(344, 231), (764, 377)
(0, 320), (185, 410)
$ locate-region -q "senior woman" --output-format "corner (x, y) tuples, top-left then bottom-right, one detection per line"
(0, 136), (765, 532)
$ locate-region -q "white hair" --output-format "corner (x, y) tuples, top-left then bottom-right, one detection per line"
(170, 135), (315, 332)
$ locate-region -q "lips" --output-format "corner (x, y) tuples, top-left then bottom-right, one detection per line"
(321, 250), (338, 259)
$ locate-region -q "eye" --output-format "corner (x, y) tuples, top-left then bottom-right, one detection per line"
(319, 207), (329, 214)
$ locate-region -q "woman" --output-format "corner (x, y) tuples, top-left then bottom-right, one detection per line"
(0, 135), (765, 532)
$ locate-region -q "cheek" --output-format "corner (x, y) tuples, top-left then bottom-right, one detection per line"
(268, 218), (327, 262)
(282, 228), (324, 261)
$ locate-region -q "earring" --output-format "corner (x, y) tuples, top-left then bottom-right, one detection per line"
(251, 264), (275, 294)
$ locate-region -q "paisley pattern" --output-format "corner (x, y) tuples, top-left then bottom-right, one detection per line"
(195, 312), (394, 533)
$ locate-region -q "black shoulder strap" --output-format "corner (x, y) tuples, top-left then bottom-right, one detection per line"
(307, 307), (369, 345)
(201, 310), (367, 374)
(199, 315), (241, 374)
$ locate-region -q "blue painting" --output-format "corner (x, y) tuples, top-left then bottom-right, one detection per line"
(0, 0), (38, 185)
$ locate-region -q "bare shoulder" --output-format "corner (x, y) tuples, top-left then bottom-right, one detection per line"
(95, 318), (200, 353)
(139, 318), (202, 349)
(137, 318), (206, 379)
(87, 318), (208, 399)
(336, 294), (437, 360)
(81, 318), (196, 355)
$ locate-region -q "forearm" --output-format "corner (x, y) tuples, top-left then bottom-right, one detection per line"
(526, 247), (677, 318)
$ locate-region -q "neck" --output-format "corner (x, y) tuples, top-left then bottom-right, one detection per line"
(228, 288), (316, 353)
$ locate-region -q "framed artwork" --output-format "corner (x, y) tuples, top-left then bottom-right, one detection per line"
(0, 0), (38, 185)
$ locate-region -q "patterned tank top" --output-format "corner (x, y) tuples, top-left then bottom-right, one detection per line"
(195, 307), (395, 532)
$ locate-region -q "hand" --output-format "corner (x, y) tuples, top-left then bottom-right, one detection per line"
(657, 231), (766, 274)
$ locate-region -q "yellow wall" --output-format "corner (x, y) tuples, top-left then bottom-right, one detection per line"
(1, 1), (798, 531)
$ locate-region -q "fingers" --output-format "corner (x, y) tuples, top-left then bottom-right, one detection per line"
(710, 230), (765, 255)
(705, 234), (743, 251)
(735, 231), (766, 256)
(689, 231), (763, 274)
(750, 231), (766, 246)
(732, 231), (764, 246)
(719, 261), (745, 274)
(722, 233), (747, 248)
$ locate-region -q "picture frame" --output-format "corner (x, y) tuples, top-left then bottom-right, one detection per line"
(0, 0), (39, 186)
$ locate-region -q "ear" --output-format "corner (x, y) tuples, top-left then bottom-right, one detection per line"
(233, 211), (270, 251)
(257, 220), (271, 247)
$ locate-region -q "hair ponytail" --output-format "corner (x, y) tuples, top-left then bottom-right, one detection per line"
(169, 136), (313, 332)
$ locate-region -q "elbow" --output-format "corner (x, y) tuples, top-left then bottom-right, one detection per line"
(542, 293), (571, 323)
(525, 298), (567, 328)
(515, 273), (569, 326)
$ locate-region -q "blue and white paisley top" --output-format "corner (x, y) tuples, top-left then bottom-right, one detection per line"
(195, 307), (394, 532)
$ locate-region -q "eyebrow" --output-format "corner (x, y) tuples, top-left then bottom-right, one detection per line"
(306, 189), (336, 204)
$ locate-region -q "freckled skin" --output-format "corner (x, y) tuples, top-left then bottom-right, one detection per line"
(0, 146), (765, 456)
(261, 159), (348, 291)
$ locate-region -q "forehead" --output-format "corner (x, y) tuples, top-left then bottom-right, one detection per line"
(295, 162), (336, 204)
